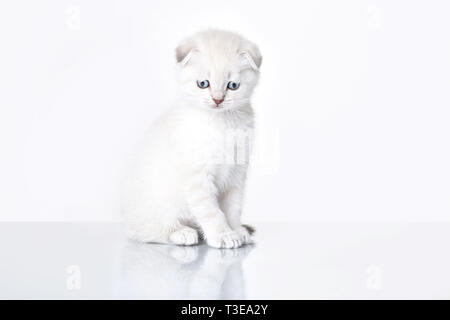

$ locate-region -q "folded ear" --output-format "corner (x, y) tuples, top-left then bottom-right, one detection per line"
(175, 38), (196, 66)
(240, 41), (262, 71)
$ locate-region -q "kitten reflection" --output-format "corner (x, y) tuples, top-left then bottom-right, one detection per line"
(119, 243), (253, 299)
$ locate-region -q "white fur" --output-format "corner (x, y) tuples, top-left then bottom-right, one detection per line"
(122, 30), (261, 248)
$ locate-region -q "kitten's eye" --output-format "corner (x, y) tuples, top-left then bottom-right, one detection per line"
(197, 80), (210, 89)
(227, 81), (240, 90)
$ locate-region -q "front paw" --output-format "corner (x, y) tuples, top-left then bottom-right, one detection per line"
(206, 230), (243, 249)
(234, 225), (253, 245)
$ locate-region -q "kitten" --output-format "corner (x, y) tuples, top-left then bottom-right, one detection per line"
(122, 30), (262, 248)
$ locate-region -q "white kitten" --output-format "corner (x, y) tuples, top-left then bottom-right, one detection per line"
(122, 30), (262, 249)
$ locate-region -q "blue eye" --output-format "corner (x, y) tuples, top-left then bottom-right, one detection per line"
(227, 81), (240, 90)
(197, 80), (210, 89)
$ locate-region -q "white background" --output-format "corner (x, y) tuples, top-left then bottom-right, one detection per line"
(1, 0), (449, 222)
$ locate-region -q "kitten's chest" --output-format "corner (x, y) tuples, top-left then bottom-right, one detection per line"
(176, 112), (253, 163)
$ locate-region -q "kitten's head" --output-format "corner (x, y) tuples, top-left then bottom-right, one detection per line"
(175, 30), (262, 111)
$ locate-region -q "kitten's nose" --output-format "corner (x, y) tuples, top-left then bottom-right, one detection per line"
(213, 98), (224, 106)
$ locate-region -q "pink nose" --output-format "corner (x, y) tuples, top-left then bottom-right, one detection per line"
(213, 98), (224, 106)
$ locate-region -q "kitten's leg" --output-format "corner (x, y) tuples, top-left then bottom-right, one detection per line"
(186, 169), (242, 249)
(125, 214), (198, 246)
(169, 226), (199, 246)
(220, 187), (252, 244)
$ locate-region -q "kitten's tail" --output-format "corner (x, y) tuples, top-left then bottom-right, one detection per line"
(242, 224), (256, 235)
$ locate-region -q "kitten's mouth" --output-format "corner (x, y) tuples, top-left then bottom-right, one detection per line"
(204, 102), (229, 111)
(210, 103), (223, 109)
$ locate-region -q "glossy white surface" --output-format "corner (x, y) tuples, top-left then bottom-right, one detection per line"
(0, 222), (449, 299)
